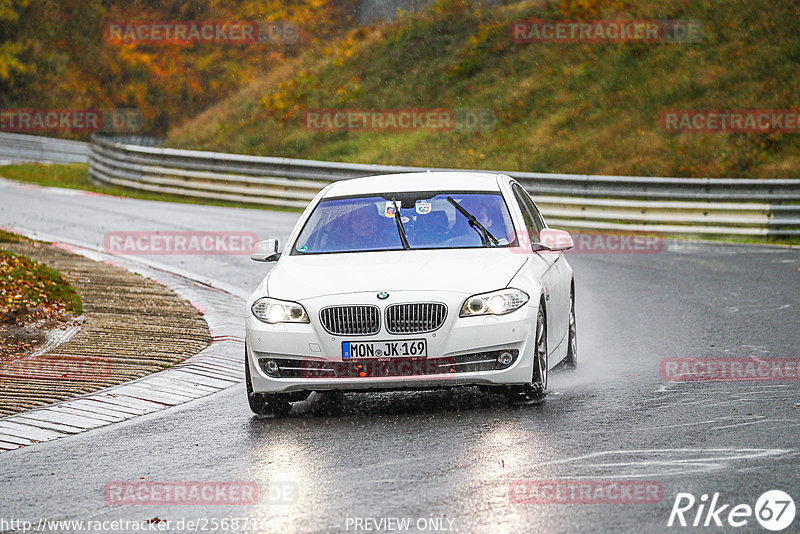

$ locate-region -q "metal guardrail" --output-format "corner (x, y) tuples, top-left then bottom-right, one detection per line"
(0, 132), (90, 164)
(83, 134), (796, 238)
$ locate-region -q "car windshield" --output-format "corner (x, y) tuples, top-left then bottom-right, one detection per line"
(293, 191), (517, 254)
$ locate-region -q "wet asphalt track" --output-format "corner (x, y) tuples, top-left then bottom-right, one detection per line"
(0, 178), (799, 533)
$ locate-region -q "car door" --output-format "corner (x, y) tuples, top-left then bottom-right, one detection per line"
(512, 183), (571, 358)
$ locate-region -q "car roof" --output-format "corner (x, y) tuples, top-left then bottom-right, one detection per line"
(323, 172), (505, 198)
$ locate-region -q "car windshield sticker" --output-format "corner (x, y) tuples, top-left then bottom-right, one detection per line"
(415, 200), (432, 215)
(384, 201), (397, 218)
(297, 245), (308, 252)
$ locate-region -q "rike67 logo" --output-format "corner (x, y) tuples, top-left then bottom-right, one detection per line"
(668, 490), (795, 531)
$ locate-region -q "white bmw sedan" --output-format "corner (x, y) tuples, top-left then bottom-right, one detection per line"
(245, 172), (577, 416)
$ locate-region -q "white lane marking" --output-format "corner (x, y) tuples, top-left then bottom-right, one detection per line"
(141, 375), (218, 396)
(65, 399), (144, 417)
(0, 421), (65, 441)
(0, 433), (33, 446)
(51, 405), (124, 423)
(155, 370), (234, 389)
(18, 409), (108, 429)
(634, 417), (744, 431)
(726, 304), (792, 313)
(108, 385), (196, 404)
(728, 390), (794, 396)
(9, 416), (84, 434)
(531, 448), (790, 478)
(172, 367), (240, 384)
(538, 448), (786, 465)
(83, 393), (164, 413)
(725, 383), (793, 389)
(708, 419), (772, 431)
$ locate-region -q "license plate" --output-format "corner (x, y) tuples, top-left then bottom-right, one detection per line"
(342, 339), (427, 359)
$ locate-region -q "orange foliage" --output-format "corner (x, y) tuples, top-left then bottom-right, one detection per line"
(2, 0), (350, 135)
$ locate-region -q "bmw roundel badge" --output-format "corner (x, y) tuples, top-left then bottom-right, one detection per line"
(377, 291), (389, 300)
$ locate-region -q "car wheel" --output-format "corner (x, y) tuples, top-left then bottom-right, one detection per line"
(245, 346), (292, 417)
(563, 288), (578, 369)
(505, 306), (548, 405)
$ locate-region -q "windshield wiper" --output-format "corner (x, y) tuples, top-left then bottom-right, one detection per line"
(446, 196), (499, 247)
(391, 198), (411, 250)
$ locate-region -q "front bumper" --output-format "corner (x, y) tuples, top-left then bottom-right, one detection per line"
(246, 292), (538, 394)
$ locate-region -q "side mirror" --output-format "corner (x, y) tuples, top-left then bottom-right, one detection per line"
(251, 239), (281, 262)
(537, 228), (574, 252)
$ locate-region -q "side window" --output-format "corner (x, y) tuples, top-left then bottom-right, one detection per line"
(529, 198), (547, 234)
(512, 184), (539, 243)
(520, 187), (546, 234)
(513, 184), (546, 239)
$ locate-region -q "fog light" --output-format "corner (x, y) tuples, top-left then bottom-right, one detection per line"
(497, 351), (514, 368)
(261, 359), (280, 377)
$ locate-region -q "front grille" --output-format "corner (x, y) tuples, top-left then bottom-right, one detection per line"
(319, 305), (380, 336)
(385, 303), (447, 334)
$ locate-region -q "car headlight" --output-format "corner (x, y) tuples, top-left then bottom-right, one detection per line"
(251, 297), (309, 324)
(460, 288), (529, 317)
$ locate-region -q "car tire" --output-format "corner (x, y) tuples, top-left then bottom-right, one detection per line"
(563, 287), (578, 369)
(505, 306), (548, 405)
(245, 346), (292, 417)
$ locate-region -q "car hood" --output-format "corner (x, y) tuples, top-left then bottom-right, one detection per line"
(267, 249), (528, 301)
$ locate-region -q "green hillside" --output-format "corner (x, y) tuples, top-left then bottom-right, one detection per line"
(167, 0), (800, 178)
